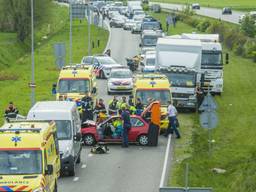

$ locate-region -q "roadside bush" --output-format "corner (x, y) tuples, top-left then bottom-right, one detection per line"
(240, 15), (256, 38)
(224, 28), (239, 49)
(206, 21), (225, 41)
(143, 4), (149, 11)
(244, 40), (256, 58)
(196, 20), (211, 32)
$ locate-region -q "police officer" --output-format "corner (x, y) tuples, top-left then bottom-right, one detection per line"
(135, 98), (144, 115)
(121, 106), (131, 148)
(5, 102), (19, 118)
(108, 96), (118, 115)
(118, 96), (128, 110)
(81, 93), (94, 122)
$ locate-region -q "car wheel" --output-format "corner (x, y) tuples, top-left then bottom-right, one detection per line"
(76, 153), (81, 164)
(138, 134), (149, 146)
(83, 134), (96, 146)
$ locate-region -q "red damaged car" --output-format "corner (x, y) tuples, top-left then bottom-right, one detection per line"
(81, 115), (150, 146)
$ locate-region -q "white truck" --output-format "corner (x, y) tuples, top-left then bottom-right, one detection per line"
(127, 1), (142, 17)
(156, 38), (202, 110)
(181, 33), (228, 94)
(140, 29), (164, 55)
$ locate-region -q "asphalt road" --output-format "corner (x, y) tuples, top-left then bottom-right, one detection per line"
(58, 27), (167, 192)
(153, 2), (245, 24)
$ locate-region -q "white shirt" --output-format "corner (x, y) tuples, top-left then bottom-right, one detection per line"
(167, 104), (177, 117)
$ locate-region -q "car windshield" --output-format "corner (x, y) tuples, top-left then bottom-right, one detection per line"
(142, 22), (160, 30)
(58, 79), (90, 93)
(164, 73), (196, 87)
(0, 150), (42, 175)
(202, 51), (222, 65)
(136, 90), (170, 105)
(55, 120), (72, 140)
(143, 36), (158, 46)
(110, 70), (132, 78)
(97, 57), (116, 65)
(146, 58), (155, 66)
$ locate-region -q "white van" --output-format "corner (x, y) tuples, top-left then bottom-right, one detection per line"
(27, 101), (82, 176)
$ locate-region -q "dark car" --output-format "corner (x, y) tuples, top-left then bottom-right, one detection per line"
(191, 3), (200, 10)
(222, 7), (232, 15)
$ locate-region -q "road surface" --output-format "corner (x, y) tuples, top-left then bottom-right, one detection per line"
(152, 2), (245, 24)
(58, 27), (168, 192)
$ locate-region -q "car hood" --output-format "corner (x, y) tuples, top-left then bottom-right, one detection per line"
(103, 64), (122, 69)
(108, 78), (133, 84)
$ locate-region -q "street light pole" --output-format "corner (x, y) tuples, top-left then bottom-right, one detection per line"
(31, 0), (35, 106)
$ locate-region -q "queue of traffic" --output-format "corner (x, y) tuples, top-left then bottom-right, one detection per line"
(0, 1), (228, 191)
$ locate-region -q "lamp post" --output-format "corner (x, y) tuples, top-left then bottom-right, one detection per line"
(31, 0), (35, 106)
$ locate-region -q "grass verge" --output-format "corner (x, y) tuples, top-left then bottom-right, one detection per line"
(151, 11), (256, 192)
(153, 0), (256, 11)
(0, 5), (108, 125)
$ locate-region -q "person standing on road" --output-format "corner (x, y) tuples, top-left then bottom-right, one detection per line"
(121, 106), (131, 148)
(108, 96), (118, 115)
(164, 101), (180, 138)
(81, 93), (94, 122)
(135, 98), (144, 115)
(118, 96), (128, 110)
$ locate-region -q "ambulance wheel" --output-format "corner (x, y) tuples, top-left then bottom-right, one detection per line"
(53, 182), (57, 192)
(138, 134), (149, 146)
(83, 134), (96, 146)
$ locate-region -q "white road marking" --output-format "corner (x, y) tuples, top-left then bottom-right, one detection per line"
(81, 164), (87, 169)
(159, 135), (172, 188)
(73, 177), (79, 182)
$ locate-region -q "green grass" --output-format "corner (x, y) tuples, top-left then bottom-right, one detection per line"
(153, 0), (256, 11)
(151, 11), (256, 191)
(0, 5), (108, 125)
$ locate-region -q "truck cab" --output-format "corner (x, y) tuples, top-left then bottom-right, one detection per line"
(181, 33), (225, 94)
(156, 37), (202, 110)
(133, 73), (171, 130)
(140, 30), (163, 55)
(54, 64), (97, 103)
(0, 121), (60, 192)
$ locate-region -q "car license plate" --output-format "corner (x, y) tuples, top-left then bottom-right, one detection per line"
(117, 86), (126, 89)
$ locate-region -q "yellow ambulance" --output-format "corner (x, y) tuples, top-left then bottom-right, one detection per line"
(54, 64), (97, 103)
(0, 120), (60, 192)
(133, 73), (171, 130)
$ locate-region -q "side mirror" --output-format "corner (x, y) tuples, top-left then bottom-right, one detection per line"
(52, 83), (57, 95)
(92, 87), (97, 94)
(74, 133), (82, 141)
(225, 53), (229, 64)
(46, 165), (53, 175)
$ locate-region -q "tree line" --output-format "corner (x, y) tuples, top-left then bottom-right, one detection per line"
(0, 0), (52, 42)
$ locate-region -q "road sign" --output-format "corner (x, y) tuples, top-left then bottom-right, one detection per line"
(159, 187), (212, 192)
(54, 43), (66, 69)
(199, 93), (217, 111)
(71, 4), (87, 19)
(200, 111), (218, 129)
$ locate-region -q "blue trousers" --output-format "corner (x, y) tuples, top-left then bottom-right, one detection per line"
(166, 116), (180, 137)
(122, 126), (129, 146)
